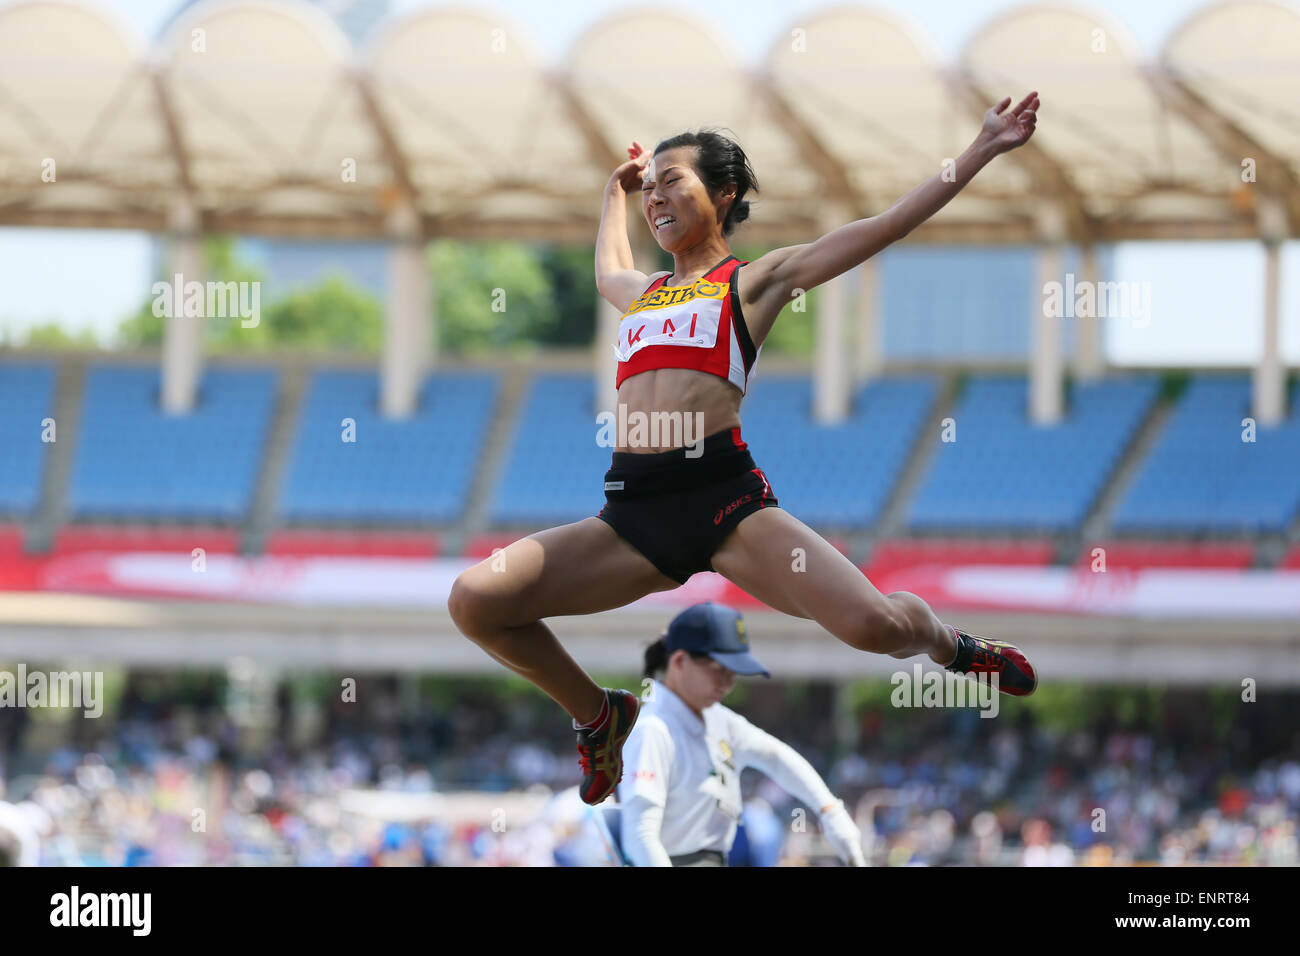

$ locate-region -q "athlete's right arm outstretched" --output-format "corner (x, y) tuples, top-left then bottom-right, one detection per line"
(738, 92), (1040, 346)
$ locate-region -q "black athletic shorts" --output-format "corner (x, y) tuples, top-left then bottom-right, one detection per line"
(596, 426), (778, 585)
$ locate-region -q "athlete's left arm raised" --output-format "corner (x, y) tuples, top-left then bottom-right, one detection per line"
(738, 92), (1039, 343)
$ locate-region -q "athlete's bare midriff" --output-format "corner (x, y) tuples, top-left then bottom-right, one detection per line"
(614, 366), (743, 453)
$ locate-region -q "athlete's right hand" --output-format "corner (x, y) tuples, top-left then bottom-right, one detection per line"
(609, 140), (651, 195)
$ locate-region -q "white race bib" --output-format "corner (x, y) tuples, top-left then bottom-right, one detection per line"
(614, 283), (728, 362)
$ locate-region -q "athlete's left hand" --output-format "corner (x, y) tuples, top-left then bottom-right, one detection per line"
(819, 801), (866, 867)
(981, 91), (1039, 153)
(611, 140), (651, 193)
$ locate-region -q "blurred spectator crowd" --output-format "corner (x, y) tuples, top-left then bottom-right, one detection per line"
(0, 675), (1296, 866)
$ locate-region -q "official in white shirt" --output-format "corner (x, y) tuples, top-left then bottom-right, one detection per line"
(615, 601), (865, 867)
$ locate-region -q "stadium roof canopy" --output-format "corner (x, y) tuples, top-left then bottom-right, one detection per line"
(0, 0), (1297, 244)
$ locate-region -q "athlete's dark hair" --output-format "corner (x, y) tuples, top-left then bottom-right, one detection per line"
(653, 128), (758, 237)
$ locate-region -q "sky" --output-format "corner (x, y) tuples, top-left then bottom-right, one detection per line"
(1, 0), (1297, 365)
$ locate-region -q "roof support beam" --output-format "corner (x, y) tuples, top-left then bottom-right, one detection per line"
(159, 201), (204, 416)
(355, 70), (422, 223)
(1145, 69), (1300, 236)
(1254, 196), (1288, 425)
(1030, 203), (1067, 425)
(550, 75), (621, 173)
(151, 67), (195, 198)
(755, 75), (869, 216)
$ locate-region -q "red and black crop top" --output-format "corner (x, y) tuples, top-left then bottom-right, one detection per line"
(613, 254), (761, 393)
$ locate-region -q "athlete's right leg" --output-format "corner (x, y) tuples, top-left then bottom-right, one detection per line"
(710, 507), (1037, 695)
(447, 516), (680, 724)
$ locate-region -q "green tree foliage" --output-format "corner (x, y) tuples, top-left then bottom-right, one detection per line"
(431, 239), (556, 354)
(118, 236), (382, 353)
(115, 300), (164, 349)
(117, 236), (265, 350)
(216, 276), (383, 354)
(535, 243), (599, 346)
(110, 234), (822, 355)
(12, 323), (101, 349)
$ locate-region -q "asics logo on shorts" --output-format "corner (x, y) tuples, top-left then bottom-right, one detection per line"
(714, 492), (754, 525)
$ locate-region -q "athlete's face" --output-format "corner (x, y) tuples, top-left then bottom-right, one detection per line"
(669, 650), (738, 710)
(641, 146), (734, 251)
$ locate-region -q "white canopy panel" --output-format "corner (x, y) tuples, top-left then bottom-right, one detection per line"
(0, 0), (1294, 242)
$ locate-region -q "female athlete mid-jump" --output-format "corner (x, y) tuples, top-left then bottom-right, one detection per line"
(450, 92), (1042, 806)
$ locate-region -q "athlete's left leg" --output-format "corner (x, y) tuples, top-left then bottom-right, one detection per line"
(709, 507), (956, 663)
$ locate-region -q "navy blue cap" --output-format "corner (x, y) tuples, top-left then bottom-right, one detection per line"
(664, 601), (771, 678)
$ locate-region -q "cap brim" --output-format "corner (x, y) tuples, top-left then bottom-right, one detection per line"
(709, 650), (771, 678)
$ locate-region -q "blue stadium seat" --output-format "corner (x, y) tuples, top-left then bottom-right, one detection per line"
(1113, 376), (1300, 534)
(490, 374), (612, 525)
(490, 373), (937, 529)
(741, 375), (938, 528)
(0, 362), (57, 514)
(906, 375), (1158, 532)
(69, 364), (276, 521)
(279, 368), (497, 523)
